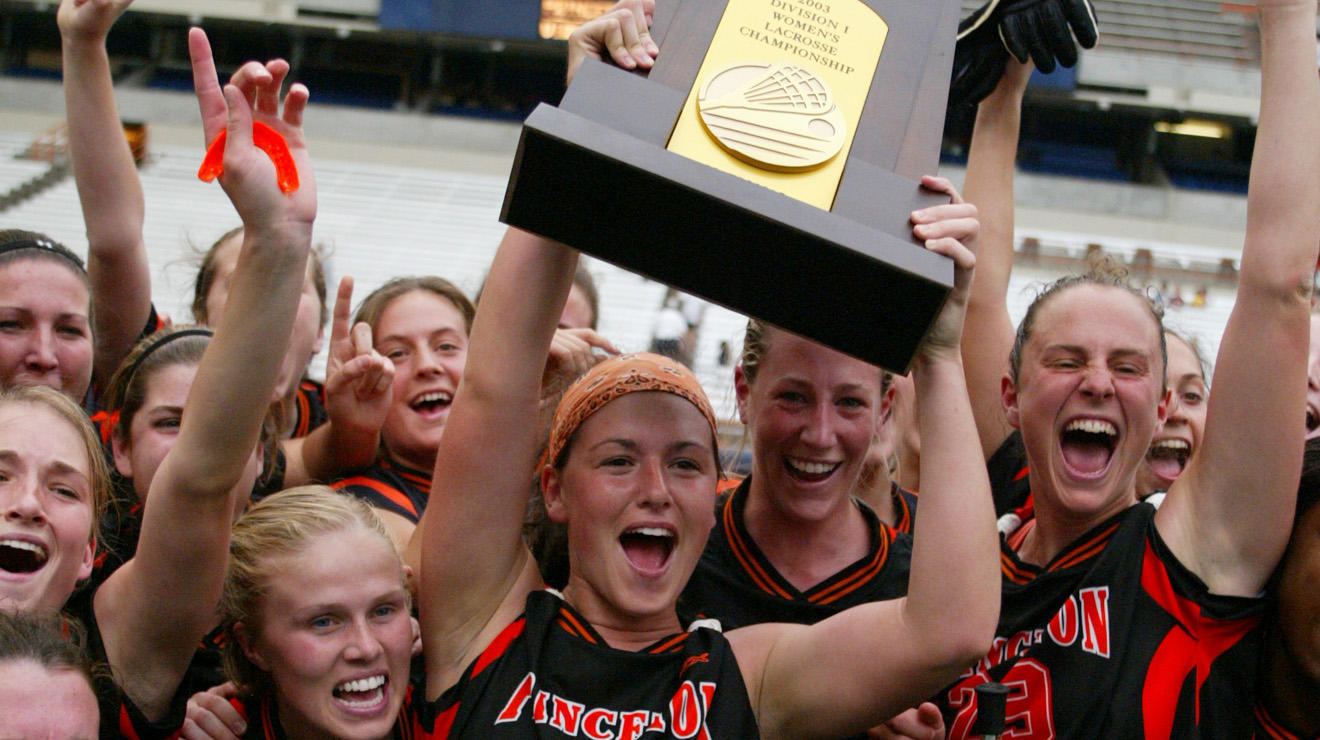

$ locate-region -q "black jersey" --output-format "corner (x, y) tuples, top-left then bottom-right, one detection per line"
(939, 503), (1264, 739)
(427, 589), (759, 739)
(290, 378), (327, 439)
(1255, 703), (1320, 739)
(64, 585), (192, 740)
(221, 687), (424, 739)
(678, 477), (911, 630)
(333, 457), (432, 524)
(891, 482), (918, 535)
(988, 430), (1032, 518)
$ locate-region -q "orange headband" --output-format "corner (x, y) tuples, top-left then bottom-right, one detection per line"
(542, 352), (718, 472)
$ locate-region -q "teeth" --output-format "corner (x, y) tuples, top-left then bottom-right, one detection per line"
(787, 458), (837, 475)
(1152, 439), (1189, 451)
(412, 392), (452, 408)
(1064, 419), (1117, 436)
(627, 527), (673, 538)
(0, 539), (47, 559)
(336, 675), (386, 693)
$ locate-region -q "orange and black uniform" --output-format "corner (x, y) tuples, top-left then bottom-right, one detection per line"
(216, 689), (424, 739)
(332, 457), (432, 524)
(889, 481), (918, 535)
(1255, 703), (1320, 739)
(290, 378), (327, 439)
(938, 503), (1264, 739)
(428, 589), (759, 738)
(988, 429), (1032, 518)
(678, 477), (912, 630)
(64, 586), (195, 740)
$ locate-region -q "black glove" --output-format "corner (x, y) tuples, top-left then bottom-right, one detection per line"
(997, 0), (1098, 73)
(950, 0), (1010, 109)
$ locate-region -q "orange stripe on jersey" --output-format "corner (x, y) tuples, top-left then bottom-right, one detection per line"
(893, 489), (913, 533)
(333, 476), (419, 519)
(382, 457), (432, 490)
(1001, 550), (1035, 584)
(293, 386), (312, 438)
(557, 609), (597, 644)
(1049, 521), (1120, 571)
(649, 632), (690, 654)
(473, 618), (526, 678)
(1254, 704), (1304, 740)
(723, 495), (793, 599)
(811, 526), (891, 605)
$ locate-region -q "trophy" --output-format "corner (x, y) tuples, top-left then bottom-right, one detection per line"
(502, 0), (961, 372)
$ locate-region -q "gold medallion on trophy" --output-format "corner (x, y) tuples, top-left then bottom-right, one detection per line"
(696, 63), (847, 172)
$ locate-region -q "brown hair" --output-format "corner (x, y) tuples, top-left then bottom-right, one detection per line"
(739, 319), (889, 394)
(1008, 259), (1167, 392)
(103, 326), (280, 488)
(0, 386), (110, 539)
(353, 276), (475, 335)
(220, 486), (399, 695)
(191, 228), (330, 329)
(571, 263), (600, 330)
(0, 610), (96, 684)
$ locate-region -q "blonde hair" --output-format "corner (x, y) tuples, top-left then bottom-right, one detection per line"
(0, 386), (110, 538)
(220, 486), (399, 693)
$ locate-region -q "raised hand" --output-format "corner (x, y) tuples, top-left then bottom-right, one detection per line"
(189, 27), (315, 235)
(57, 0), (134, 43)
(910, 175), (978, 363)
(323, 276), (394, 436)
(566, 0), (657, 84)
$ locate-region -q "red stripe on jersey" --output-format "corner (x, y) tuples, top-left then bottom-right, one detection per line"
(1013, 466), (1030, 482)
(333, 476), (419, 519)
(118, 705), (138, 739)
(1050, 522), (1121, 571)
(1140, 542), (1261, 738)
(473, 618), (527, 679)
(1254, 704), (1306, 740)
(557, 609), (597, 644)
(811, 526), (891, 604)
(650, 632), (690, 654)
(722, 495), (792, 599)
(431, 702), (458, 738)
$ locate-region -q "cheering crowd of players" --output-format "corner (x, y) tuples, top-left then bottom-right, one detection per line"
(0, 0), (1317, 738)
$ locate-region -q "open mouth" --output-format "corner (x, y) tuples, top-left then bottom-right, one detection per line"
(620, 527), (675, 573)
(410, 391), (452, 417)
(1307, 406), (1319, 435)
(1060, 419), (1117, 478)
(1145, 439), (1190, 481)
(0, 538), (48, 575)
(784, 457), (841, 483)
(333, 674), (388, 711)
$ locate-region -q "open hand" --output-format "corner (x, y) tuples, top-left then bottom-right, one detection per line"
(566, 0), (658, 85)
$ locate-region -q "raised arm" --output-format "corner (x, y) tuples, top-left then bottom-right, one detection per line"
(58, 0), (154, 395)
(957, 61), (1032, 459)
(1158, 0), (1320, 596)
(732, 179), (999, 739)
(420, 227), (574, 696)
(92, 29), (315, 720)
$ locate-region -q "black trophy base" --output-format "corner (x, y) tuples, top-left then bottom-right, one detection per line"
(501, 78), (954, 373)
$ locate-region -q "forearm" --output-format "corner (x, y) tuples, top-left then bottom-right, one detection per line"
(902, 353), (999, 661)
(173, 226), (311, 493)
(961, 71), (1028, 456)
(281, 420), (378, 485)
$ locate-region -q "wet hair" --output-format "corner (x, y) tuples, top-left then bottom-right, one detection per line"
(571, 263), (600, 330)
(220, 486), (400, 696)
(0, 611), (95, 685)
(1008, 260), (1168, 392)
(353, 276), (476, 336)
(103, 326), (279, 487)
(191, 227), (330, 329)
(0, 386), (111, 540)
(739, 319), (889, 394)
